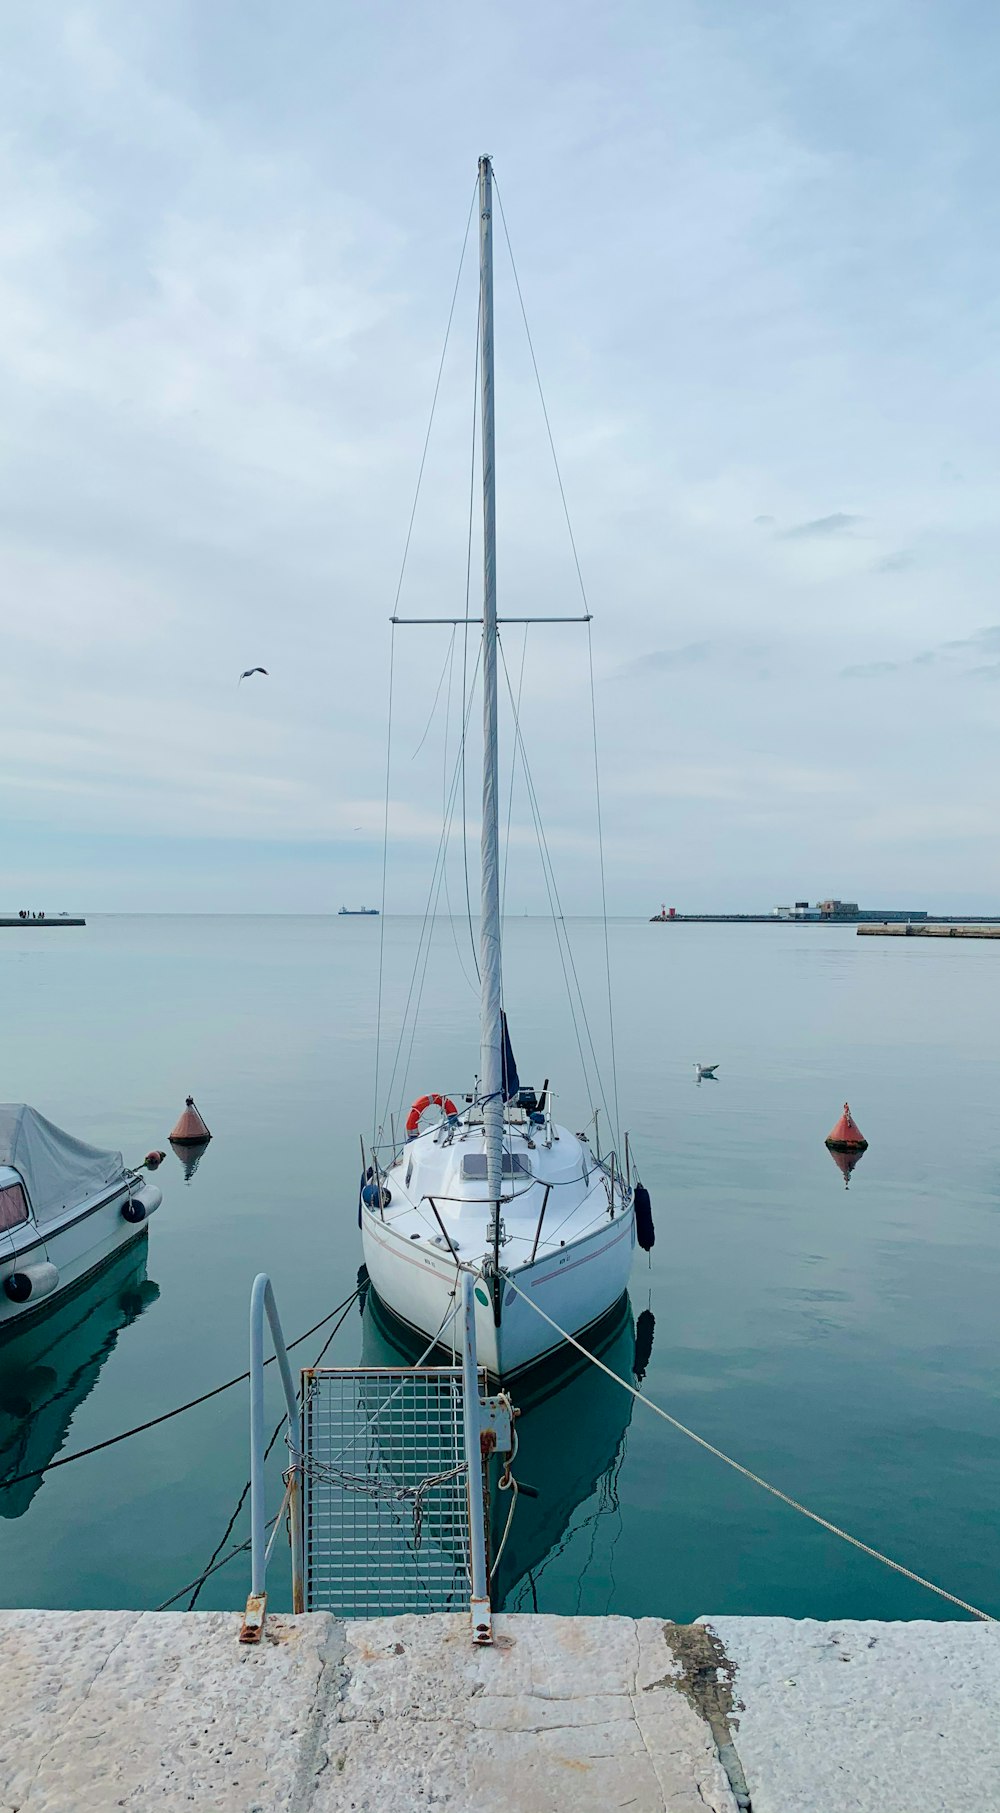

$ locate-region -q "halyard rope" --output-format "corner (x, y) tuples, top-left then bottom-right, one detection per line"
(502, 1274), (994, 1622)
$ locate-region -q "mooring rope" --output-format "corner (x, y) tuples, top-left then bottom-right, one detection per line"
(502, 1275), (994, 1623)
(0, 1289), (362, 1492)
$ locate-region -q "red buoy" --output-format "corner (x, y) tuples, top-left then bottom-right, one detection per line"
(169, 1095), (212, 1145)
(144, 1150), (167, 1170)
(825, 1103), (868, 1151)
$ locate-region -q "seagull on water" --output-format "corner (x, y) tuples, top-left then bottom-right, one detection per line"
(694, 1062), (719, 1080)
(238, 667), (269, 684)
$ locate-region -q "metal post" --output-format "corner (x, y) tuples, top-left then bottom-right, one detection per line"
(248, 1276), (267, 1601)
(241, 1273), (305, 1641)
(461, 1270), (492, 1644)
(529, 1183), (552, 1264)
(478, 153), (504, 1254)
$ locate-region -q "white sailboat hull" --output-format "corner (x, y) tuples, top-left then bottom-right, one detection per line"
(362, 1200), (636, 1379)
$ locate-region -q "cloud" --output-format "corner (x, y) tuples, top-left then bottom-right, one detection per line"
(780, 512), (861, 540)
(965, 664), (1000, 681)
(874, 551), (915, 573)
(619, 641), (712, 676)
(941, 626), (1000, 654)
(840, 651), (936, 679)
(840, 661), (901, 679)
(753, 514), (775, 526)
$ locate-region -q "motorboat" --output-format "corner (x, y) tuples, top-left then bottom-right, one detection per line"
(360, 157), (646, 1379)
(0, 1105), (162, 1328)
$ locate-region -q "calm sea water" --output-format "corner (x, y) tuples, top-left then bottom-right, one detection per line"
(0, 913), (997, 1622)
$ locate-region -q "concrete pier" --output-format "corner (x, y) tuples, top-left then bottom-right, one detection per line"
(857, 922), (1000, 938)
(0, 1610), (994, 1811)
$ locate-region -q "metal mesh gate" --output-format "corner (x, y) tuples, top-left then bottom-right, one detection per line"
(301, 1366), (471, 1616)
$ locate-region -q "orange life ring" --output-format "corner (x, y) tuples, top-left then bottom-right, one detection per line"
(406, 1092), (459, 1137)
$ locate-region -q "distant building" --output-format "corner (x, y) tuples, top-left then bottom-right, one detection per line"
(856, 908), (928, 922)
(774, 898), (929, 923)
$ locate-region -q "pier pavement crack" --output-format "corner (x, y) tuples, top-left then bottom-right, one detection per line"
(288, 1617), (351, 1812)
(19, 1613), (141, 1807)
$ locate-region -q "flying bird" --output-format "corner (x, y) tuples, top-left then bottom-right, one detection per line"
(238, 667), (268, 684)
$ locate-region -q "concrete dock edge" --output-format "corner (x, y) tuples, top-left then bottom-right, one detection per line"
(0, 1610), (994, 1811)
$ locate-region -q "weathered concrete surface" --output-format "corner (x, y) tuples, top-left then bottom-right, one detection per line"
(0, 1611), (995, 1811)
(325, 1613), (735, 1812)
(0, 1611), (734, 1812)
(0, 1608), (336, 1812)
(709, 1616), (1000, 1813)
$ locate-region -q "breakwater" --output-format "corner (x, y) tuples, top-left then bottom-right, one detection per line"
(650, 913), (1000, 925)
(858, 923), (1000, 939)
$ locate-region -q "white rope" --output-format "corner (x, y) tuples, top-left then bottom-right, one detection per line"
(489, 1395), (520, 1581)
(501, 1275), (994, 1623)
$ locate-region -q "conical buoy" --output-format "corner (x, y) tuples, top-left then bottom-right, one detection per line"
(169, 1095), (212, 1145)
(825, 1102), (868, 1152)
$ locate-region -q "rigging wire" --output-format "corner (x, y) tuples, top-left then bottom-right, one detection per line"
(439, 626), (478, 993)
(374, 179), (477, 1145)
(500, 625), (529, 919)
(184, 1289), (361, 1610)
(587, 618), (621, 1150)
(410, 626), (457, 763)
(372, 622), (396, 1147)
(394, 650), (484, 1132)
(498, 635), (617, 1139)
(501, 1276), (994, 1625)
(376, 644), (482, 1140)
(493, 174), (620, 1148)
(497, 633), (593, 1112)
(493, 177), (591, 616)
(0, 1289), (362, 1492)
(391, 182), (478, 619)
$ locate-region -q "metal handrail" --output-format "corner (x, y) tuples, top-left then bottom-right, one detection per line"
(240, 1273), (304, 1642)
(240, 1269), (494, 1644)
(459, 1269), (491, 1642)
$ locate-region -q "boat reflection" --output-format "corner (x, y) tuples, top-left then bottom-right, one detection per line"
(170, 1137), (211, 1182)
(826, 1144), (867, 1189)
(0, 1237), (160, 1518)
(362, 1284), (645, 1610)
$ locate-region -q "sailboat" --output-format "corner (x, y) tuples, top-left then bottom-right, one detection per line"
(360, 158), (640, 1379)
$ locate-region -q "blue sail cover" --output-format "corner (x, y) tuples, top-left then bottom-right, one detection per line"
(501, 1013), (520, 1101)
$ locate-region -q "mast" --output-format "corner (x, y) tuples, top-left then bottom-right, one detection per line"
(478, 154), (504, 1251)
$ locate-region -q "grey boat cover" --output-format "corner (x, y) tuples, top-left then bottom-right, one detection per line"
(0, 1105), (125, 1228)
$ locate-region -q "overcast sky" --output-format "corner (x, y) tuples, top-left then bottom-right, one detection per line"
(3, 1), (999, 912)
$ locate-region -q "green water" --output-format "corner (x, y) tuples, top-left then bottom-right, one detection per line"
(0, 914), (997, 1621)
